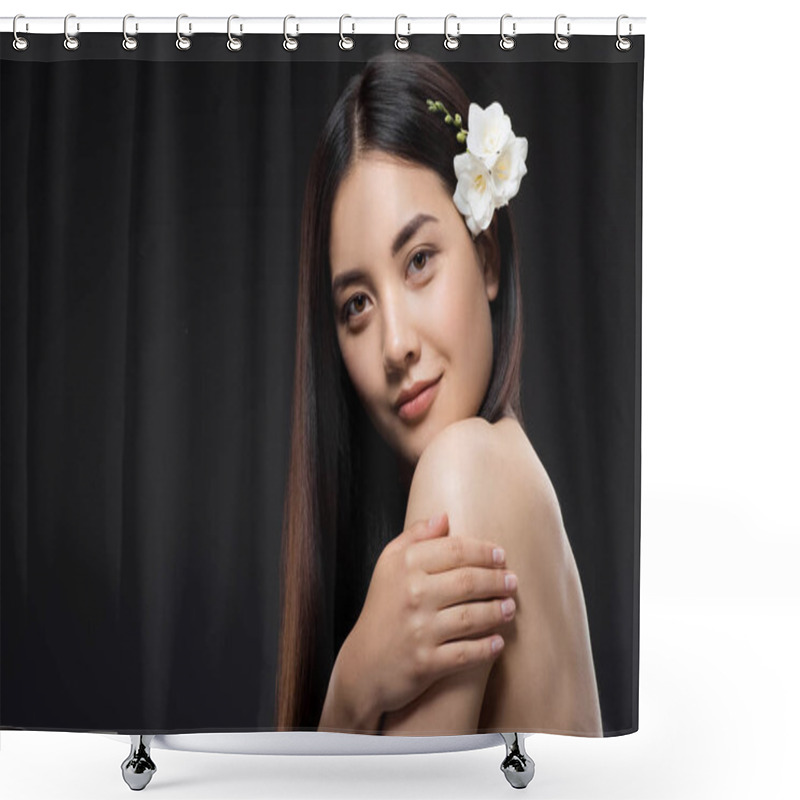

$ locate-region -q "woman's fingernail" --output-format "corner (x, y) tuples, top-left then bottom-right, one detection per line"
(491, 636), (504, 654)
(501, 598), (515, 618)
(493, 547), (505, 565)
(505, 573), (518, 591)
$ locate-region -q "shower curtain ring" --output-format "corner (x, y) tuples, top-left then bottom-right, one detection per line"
(64, 13), (80, 51)
(227, 15), (242, 51)
(554, 14), (570, 51)
(616, 15), (632, 51)
(122, 15), (138, 51)
(12, 14), (29, 51)
(500, 14), (516, 50)
(444, 14), (460, 50)
(394, 15), (411, 50)
(339, 15), (355, 50)
(176, 14), (192, 50)
(283, 15), (299, 51)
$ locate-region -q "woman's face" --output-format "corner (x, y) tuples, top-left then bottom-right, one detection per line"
(329, 152), (499, 467)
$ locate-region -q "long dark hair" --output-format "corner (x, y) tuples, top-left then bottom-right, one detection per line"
(276, 51), (525, 730)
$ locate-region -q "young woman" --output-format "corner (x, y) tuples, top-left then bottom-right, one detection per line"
(276, 51), (602, 737)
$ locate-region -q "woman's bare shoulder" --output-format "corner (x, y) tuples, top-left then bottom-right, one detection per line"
(405, 416), (566, 555)
(406, 417), (601, 734)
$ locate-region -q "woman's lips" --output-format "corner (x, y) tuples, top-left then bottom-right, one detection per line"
(397, 376), (441, 421)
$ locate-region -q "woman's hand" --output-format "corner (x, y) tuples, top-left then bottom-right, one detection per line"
(320, 512), (518, 730)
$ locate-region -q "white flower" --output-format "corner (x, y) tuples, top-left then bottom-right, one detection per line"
(453, 151), (496, 237)
(451, 101), (528, 236)
(465, 102), (512, 170)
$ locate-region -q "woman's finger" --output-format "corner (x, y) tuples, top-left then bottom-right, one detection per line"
(427, 634), (505, 679)
(403, 512), (450, 543)
(410, 534), (506, 573)
(433, 596), (516, 645)
(431, 565), (518, 607)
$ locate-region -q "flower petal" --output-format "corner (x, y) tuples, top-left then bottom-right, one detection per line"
(467, 101), (512, 171)
(491, 135), (528, 204)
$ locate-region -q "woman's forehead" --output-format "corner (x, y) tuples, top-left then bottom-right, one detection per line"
(335, 156), (444, 216)
(329, 156), (452, 269)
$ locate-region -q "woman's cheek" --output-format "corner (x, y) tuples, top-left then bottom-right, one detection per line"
(433, 270), (472, 345)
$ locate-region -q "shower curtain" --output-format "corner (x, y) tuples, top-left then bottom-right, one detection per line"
(1, 24), (643, 738)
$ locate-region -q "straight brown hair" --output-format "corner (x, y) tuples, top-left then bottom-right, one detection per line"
(276, 51), (525, 730)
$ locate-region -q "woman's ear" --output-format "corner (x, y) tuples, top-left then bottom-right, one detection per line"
(477, 221), (501, 302)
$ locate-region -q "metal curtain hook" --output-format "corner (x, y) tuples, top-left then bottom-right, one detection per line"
(395, 14), (410, 50)
(64, 13), (80, 51)
(339, 14), (354, 50)
(554, 14), (570, 51)
(283, 15), (299, 50)
(227, 15), (242, 51)
(122, 14), (138, 51)
(616, 14), (632, 51)
(176, 13), (192, 50)
(500, 14), (516, 50)
(444, 13), (460, 50)
(12, 14), (29, 51)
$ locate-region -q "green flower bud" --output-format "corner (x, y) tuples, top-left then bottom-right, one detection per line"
(444, 114), (452, 124)
(436, 101), (446, 112)
(456, 130), (467, 143)
(454, 113), (462, 127)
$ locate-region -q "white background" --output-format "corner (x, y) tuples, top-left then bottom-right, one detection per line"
(1, 1), (798, 798)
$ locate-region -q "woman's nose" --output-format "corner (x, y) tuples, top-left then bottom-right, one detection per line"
(382, 295), (420, 372)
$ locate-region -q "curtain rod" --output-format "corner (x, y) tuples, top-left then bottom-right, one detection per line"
(1, 15), (646, 37)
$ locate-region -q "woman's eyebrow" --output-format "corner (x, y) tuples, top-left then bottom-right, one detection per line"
(331, 213), (439, 296)
(332, 268), (369, 297)
(390, 213), (439, 257)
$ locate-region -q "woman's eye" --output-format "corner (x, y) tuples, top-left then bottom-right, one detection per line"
(409, 249), (433, 273)
(343, 293), (369, 321)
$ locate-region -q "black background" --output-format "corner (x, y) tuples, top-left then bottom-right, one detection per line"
(1, 34), (643, 735)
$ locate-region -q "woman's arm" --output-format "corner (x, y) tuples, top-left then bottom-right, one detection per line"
(380, 417), (513, 735)
(381, 416), (602, 736)
(318, 486), (516, 734)
(318, 640), (384, 733)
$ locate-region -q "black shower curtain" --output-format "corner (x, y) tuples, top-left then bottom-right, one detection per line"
(1, 32), (643, 735)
